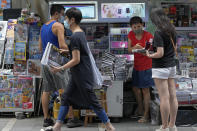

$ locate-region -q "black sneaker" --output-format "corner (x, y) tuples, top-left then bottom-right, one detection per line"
(43, 118), (54, 127)
(66, 118), (83, 128)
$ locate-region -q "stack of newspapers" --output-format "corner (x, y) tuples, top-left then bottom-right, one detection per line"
(41, 42), (69, 67)
(101, 52), (116, 79)
(100, 52), (130, 81)
(114, 57), (127, 80)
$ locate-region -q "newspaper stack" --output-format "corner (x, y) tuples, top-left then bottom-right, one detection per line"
(102, 75), (112, 88)
(100, 52), (115, 79)
(114, 57), (127, 80)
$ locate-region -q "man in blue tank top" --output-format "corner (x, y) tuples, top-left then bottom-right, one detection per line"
(39, 5), (82, 128)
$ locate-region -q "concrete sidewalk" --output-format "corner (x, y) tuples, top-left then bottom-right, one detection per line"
(0, 117), (197, 131)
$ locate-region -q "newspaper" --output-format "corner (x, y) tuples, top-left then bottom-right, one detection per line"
(41, 42), (69, 67)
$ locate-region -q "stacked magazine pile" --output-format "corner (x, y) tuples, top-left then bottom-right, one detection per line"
(41, 42), (69, 67)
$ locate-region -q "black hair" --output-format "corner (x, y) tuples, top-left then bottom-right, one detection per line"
(150, 8), (176, 37)
(129, 16), (143, 26)
(50, 4), (65, 16)
(65, 7), (82, 24)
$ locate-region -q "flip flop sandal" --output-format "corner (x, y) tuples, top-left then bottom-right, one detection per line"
(130, 114), (143, 119)
(138, 117), (149, 123)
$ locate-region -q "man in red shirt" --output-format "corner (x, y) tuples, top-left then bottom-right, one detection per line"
(128, 16), (154, 123)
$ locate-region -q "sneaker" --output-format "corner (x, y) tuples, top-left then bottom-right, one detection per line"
(66, 118), (83, 128)
(155, 126), (169, 131)
(169, 125), (178, 131)
(43, 118), (54, 127)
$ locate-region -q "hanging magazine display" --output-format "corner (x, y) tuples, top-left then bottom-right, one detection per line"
(0, 21), (8, 65)
(29, 41), (42, 59)
(6, 19), (17, 38)
(13, 61), (27, 75)
(27, 59), (41, 77)
(0, 21), (8, 40)
(0, 40), (5, 64)
(14, 42), (26, 61)
(4, 48), (14, 64)
(28, 25), (41, 59)
(14, 24), (28, 42)
(3, 19), (17, 65)
(28, 25), (40, 41)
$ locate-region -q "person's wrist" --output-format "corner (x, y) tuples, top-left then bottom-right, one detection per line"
(148, 54), (152, 58)
(60, 66), (64, 71)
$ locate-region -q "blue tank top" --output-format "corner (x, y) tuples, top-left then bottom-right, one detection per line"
(41, 21), (59, 53)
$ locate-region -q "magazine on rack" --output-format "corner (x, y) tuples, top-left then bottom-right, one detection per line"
(13, 61), (27, 75)
(0, 21), (8, 41)
(14, 24), (28, 42)
(29, 41), (42, 59)
(0, 40), (5, 64)
(6, 19), (17, 38)
(4, 48), (14, 64)
(14, 42), (26, 61)
(41, 42), (70, 67)
(27, 59), (41, 77)
(28, 25), (40, 41)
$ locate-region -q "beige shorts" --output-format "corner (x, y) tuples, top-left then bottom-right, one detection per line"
(152, 66), (176, 79)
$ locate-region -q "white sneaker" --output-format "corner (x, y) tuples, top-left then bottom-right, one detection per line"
(169, 125), (178, 131)
(155, 126), (169, 131)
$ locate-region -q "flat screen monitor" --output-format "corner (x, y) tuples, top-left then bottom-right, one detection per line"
(101, 3), (145, 19)
(49, 1), (98, 22)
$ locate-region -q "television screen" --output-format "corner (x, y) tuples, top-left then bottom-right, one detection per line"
(49, 1), (98, 22)
(64, 5), (95, 19)
(101, 3), (145, 18)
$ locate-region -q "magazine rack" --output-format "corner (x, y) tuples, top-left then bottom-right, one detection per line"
(0, 75), (35, 112)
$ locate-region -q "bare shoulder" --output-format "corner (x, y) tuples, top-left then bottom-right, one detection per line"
(53, 22), (64, 29)
(52, 22), (64, 35)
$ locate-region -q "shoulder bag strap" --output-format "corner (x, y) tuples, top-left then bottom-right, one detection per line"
(170, 36), (178, 57)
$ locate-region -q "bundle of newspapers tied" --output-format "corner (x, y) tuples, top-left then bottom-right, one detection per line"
(41, 42), (70, 67)
(101, 52), (115, 79)
(114, 57), (127, 80)
(100, 52), (130, 81)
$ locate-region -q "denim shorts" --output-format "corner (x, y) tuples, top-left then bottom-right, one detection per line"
(132, 68), (154, 88)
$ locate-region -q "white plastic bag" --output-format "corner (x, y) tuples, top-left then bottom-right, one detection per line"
(87, 43), (103, 87)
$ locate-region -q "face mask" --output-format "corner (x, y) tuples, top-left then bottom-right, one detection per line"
(133, 29), (143, 35)
(58, 16), (64, 23)
(64, 20), (70, 29)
